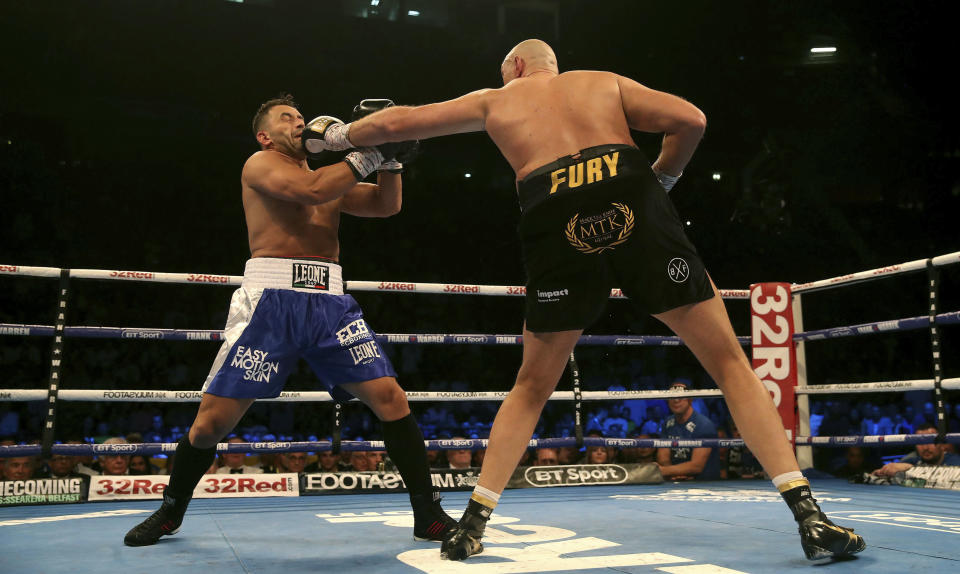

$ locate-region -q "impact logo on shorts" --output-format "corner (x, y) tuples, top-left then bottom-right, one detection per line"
(292, 262), (329, 290)
(668, 257), (689, 283)
(537, 288), (569, 303)
(349, 341), (382, 365)
(565, 203), (634, 254)
(336, 319), (371, 347)
(231, 345), (280, 382)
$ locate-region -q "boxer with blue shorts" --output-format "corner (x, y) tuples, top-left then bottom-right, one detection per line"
(125, 95), (453, 548)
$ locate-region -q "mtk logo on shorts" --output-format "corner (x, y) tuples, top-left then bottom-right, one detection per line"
(292, 262), (329, 290)
(336, 319), (371, 347)
(230, 345), (280, 382)
(565, 202), (634, 254)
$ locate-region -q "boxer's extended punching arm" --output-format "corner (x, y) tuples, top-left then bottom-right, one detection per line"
(310, 90), (493, 149)
(616, 75), (706, 191)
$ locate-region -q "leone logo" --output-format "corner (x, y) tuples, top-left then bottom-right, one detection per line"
(565, 202), (634, 254)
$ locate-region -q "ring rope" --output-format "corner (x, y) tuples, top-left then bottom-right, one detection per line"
(0, 388), (732, 403)
(4, 311), (957, 345)
(0, 324), (739, 347)
(4, 433), (960, 459)
(6, 380), (960, 403)
(4, 249), (959, 295)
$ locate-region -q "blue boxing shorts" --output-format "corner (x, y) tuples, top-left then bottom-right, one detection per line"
(201, 257), (396, 400)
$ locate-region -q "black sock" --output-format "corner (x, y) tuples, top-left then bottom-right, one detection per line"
(165, 436), (216, 508)
(382, 413), (433, 498)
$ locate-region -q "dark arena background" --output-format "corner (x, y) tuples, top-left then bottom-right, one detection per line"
(1, 2), (959, 573)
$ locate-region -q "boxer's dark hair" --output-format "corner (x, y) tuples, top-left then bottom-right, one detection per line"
(252, 93), (298, 137)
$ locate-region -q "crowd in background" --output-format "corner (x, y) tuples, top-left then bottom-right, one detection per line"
(3, 375), (958, 484)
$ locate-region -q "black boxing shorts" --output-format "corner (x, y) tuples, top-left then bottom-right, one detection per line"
(516, 144), (713, 332)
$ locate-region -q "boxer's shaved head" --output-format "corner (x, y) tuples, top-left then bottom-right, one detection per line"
(501, 39), (558, 84)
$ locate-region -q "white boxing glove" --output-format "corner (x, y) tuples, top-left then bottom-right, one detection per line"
(302, 116), (354, 157)
(343, 147), (384, 180)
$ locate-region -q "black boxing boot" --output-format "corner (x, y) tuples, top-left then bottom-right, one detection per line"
(123, 491), (190, 546)
(124, 436), (215, 546)
(441, 498), (491, 560)
(412, 491), (457, 541)
(781, 478), (866, 559)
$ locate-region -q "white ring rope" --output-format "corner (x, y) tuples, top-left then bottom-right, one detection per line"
(0, 388), (728, 403)
(4, 250), (959, 296)
(4, 380), (959, 403)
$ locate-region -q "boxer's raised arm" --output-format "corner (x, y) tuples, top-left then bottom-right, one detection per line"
(341, 172), (402, 218)
(616, 75), (706, 179)
(348, 89), (493, 145)
(242, 151), (358, 205)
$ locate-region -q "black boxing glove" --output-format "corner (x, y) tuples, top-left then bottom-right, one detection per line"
(302, 115), (352, 158)
(352, 98), (395, 121)
(351, 99), (418, 173)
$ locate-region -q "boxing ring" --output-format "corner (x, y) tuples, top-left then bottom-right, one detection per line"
(2, 252), (960, 573)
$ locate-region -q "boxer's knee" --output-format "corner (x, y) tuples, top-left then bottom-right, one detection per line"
(513, 371), (557, 405)
(355, 377), (410, 421)
(189, 416), (230, 449)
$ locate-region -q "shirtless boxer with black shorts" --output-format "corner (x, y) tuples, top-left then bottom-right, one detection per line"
(306, 40), (866, 562)
(123, 95), (455, 546)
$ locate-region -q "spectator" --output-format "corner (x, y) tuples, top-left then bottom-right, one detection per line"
(217, 437), (264, 474)
(99, 437), (132, 476)
(534, 448), (559, 466)
(556, 446), (578, 465)
(818, 402), (853, 437)
(601, 406), (630, 438)
(306, 450), (342, 473)
(657, 381), (720, 480)
(1, 455), (36, 480)
(832, 447), (874, 480)
(586, 444), (609, 464)
(43, 453), (83, 479)
(618, 434), (657, 464)
(720, 419), (762, 479)
(347, 451), (373, 472)
(367, 450), (386, 471)
(861, 405), (894, 436)
(638, 407), (661, 435)
(128, 454), (156, 476)
(471, 449), (486, 468)
(871, 424), (960, 477)
(275, 452), (308, 474)
(446, 439), (473, 469)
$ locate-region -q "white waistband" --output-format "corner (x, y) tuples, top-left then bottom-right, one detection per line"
(241, 258), (344, 295)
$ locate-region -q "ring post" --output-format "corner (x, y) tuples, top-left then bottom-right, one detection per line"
(568, 352), (584, 449)
(332, 402), (343, 454)
(792, 292), (813, 468)
(41, 269), (71, 457)
(927, 260), (948, 441)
